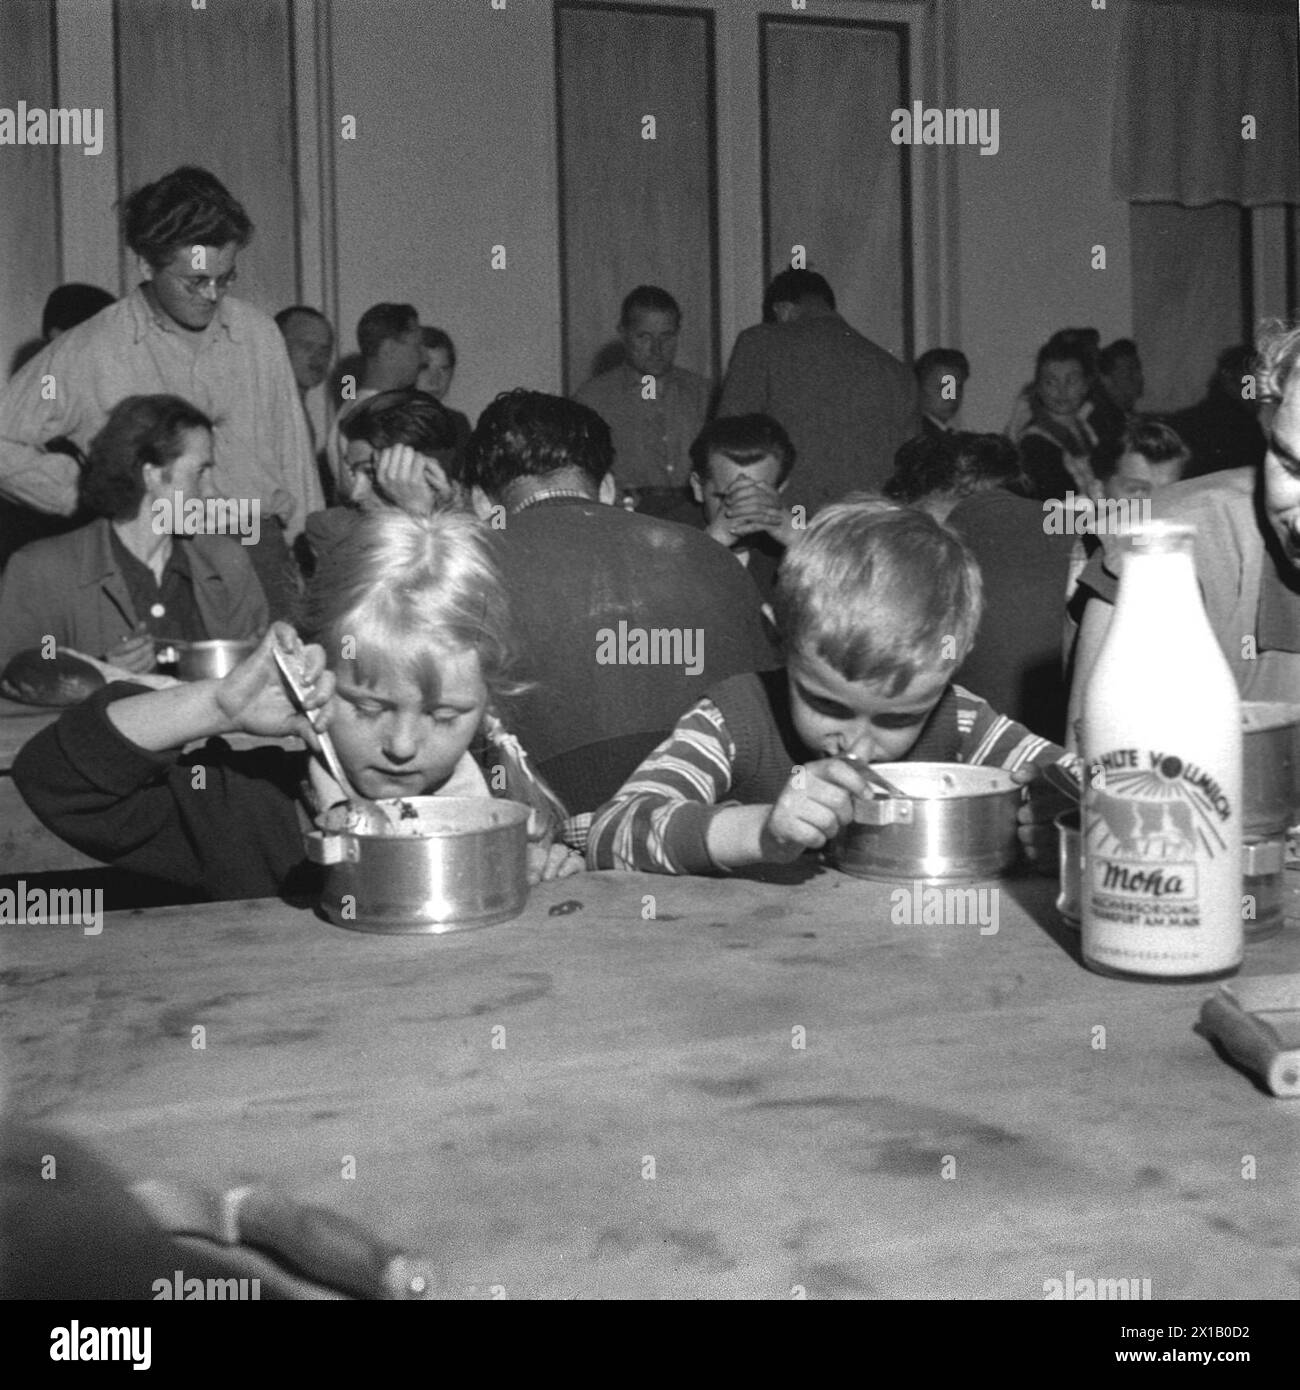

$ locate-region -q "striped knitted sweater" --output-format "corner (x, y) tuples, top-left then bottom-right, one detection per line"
(586, 667), (1079, 874)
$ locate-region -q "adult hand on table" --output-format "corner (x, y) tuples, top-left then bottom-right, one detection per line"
(106, 623), (157, 675)
(213, 623), (336, 745)
(758, 757), (868, 862)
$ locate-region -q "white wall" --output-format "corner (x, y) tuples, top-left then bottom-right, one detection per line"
(319, 0), (935, 420)
(43, 0), (1138, 436)
(327, 0), (563, 422)
(950, 0), (1134, 430)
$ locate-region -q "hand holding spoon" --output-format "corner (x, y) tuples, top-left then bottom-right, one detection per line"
(271, 645), (390, 835)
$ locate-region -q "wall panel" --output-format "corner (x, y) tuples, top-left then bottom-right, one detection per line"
(761, 17), (911, 361)
(1131, 202), (1244, 413)
(328, 0), (561, 421)
(557, 1), (717, 391)
(0, 0), (61, 376)
(113, 0), (297, 314)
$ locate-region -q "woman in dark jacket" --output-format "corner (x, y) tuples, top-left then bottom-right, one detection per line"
(0, 393), (266, 672)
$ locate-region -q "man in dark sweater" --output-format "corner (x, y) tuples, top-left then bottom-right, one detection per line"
(464, 390), (779, 815)
(1168, 344), (1268, 479)
(716, 270), (918, 513)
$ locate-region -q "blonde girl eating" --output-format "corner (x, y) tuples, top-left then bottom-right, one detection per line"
(15, 510), (582, 899)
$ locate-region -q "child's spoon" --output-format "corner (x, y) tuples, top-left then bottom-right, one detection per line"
(837, 752), (909, 798)
(270, 646), (388, 833)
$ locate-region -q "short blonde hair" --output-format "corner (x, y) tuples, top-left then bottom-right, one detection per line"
(1255, 318), (1300, 403)
(298, 509), (521, 705)
(774, 500), (983, 696)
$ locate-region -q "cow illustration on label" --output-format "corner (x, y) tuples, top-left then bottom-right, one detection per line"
(1086, 753), (1232, 917)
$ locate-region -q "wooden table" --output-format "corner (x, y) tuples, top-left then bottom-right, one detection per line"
(3, 866), (1298, 1299)
(0, 700), (95, 873)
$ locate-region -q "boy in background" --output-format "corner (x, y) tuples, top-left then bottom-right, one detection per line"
(914, 348), (970, 436)
(587, 502), (1078, 875)
(689, 413), (796, 601)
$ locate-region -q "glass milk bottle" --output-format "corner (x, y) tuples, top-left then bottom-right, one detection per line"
(1080, 522), (1242, 981)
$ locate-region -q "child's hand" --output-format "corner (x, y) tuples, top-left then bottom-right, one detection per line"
(1011, 764), (1074, 872)
(760, 757), (866, 862)
(527, 841), (585, 885)
(213, 623), (335, 741)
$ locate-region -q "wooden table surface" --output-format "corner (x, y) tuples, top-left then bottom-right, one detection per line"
(1, 703), (96, 873)
(0, 700), (59, 769)
(3, 866), (1298, 1300)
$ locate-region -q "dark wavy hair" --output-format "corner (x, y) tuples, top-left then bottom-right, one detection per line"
(80, 394), (214, 521)
(357, 303), (418, 361)
(886, 431), (1021, 504)
(42, 283), (114, 339)
(463, 389), (614, 497)
(121, 167), (253, 268)
(689, 413), (795, 485)
(339, 388), (459, 473)
(763, 269), (835, 322)
(1036, 328), (1099, 381)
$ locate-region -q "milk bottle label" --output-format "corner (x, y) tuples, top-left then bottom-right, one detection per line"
(1086, 748), (1232, 931)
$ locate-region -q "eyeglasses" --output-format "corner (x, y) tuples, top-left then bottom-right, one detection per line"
(164, 266), (239, 297)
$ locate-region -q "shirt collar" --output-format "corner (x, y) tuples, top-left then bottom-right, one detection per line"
(508, 488), (598, 516)
(128, 284), (241, 345)
(108, 525), (192, 584)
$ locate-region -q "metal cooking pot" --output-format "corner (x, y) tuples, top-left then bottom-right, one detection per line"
(833, 762), (1021, 883)
(304, 796), (530, 934)
(1240, 701), (1300, 835)
(172, 638), (258, 681)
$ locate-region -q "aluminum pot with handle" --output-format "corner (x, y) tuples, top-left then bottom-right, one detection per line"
(304, 796), (530, 934)
(833, 762), (1022, 883)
